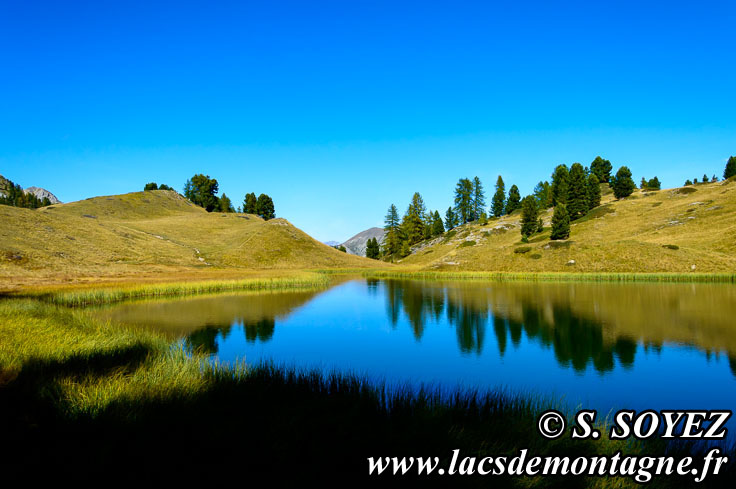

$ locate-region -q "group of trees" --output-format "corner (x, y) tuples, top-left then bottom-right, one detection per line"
(143, 182), (174, 191)
(0, 178), (52, 209)
(365, 237), (381, 259)
(640, 176), (661, 190)
(383, 193), (446, 259)
(182, 174), (275, 220)
(684, 175), (719, 186)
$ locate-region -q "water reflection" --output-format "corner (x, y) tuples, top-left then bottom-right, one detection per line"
(380, 279), (736, 375)
(96, 279), (736, 379)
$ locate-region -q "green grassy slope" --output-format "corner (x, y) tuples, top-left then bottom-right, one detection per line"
(398, 179), (736, 273)
(0, 190), (379, 282)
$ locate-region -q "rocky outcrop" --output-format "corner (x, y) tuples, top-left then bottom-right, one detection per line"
(341, 227), (386, 256)
(23, 186), (61, 204)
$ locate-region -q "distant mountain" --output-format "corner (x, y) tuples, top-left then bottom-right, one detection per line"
(341, 227), (386, 256)
(323, 240), (341, 247)
(23, 186), (61, 204)
(0, 174), (61, 204)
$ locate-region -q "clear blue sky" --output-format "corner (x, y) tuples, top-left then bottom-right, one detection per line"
(1, 1), (734, 242)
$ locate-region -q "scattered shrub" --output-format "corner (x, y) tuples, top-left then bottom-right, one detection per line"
(514, 246), (532, 254)
(530, 253), (542, 259)
(662, 244), (680, 250)
(458, 240), (476, 248)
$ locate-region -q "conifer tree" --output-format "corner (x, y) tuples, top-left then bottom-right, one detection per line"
(533, 181), (551, 209)
(567, 163), (589, 219)
(184, 174), (219, 211)
(454, 178), (473, 223)
(712, 174), (718, 182)
(647, 176), (661, 190)
(383, 204), (401, 256)
(612, 166), (636, 199)
(505, 184), (521, 215)
(431, 210), (445, 236)
(144, 182), (158, 191)
(218, 193), (235, 212)
(403, 192), (427, 244)
(520, 196), (539, 240)
(255, 194), (275, 220)
(590, 156), (613, 183)
(724, 156), (736, 180)
(491, 175), (506, 218)
(587, 173), (601, 210)
(550, 204), (570, 240)
(703, 174), (709, 184)
(365, 238), (380, 259)
(471, 176), (485, 221)
(444, 207), (457, 231)
(243, 192), (258, 214)
(685, 179), (693, 186)
(400, 241), (411, 258)
(550, 164), (569, 207)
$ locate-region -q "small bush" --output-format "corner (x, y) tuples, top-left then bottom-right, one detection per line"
(514, 246), (532, 254)
(675, 187), (698, 195)
(651, 202), (662, 207)
(530, 253), (542, 259)
(458, 240), (476, 248)
(662, 244), (680, 250)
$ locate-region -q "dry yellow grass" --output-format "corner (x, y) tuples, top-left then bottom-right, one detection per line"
(0, 190), (381, 288)
(398, 179), (736, 273)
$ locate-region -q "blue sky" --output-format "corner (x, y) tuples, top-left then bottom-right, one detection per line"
(1, 1), (734, 242)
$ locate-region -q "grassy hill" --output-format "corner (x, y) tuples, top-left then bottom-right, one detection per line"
(396, 178), (736, 273)
(0, 190), (379, 285)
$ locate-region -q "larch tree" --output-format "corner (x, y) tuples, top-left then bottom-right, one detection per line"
(444, 207), (457, 231)
(383, 204), (401, 256)
(184, 174), (220, 212)
(431, 210), (445, 236)
(533, 181), (552, 209)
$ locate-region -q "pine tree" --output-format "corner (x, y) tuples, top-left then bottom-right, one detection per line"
(587, 173), (601, 210)
(256, 194), (275, 220)
(724, 156), (736, 180)
(647, 176), (661, 190)
(505, 185), (521, 215)
(612, 166), (636, 199)
(444, 207), (457, 231)
(590, 156), (613, 183)
(520, 196), (539, 240)
(431, 210), (445, 236)
(537, 218), (544, 233)
(471, 176), (485, 221)
(365, 238), (380, 259)
(703, 174), (709, 184)
(550, 164), (570, 206)
(567, 163), (589, 220)
(491, 175), (506, 218)
(383, 204), (401, 256)
(478, 212), (488, 226)
(144, 182), (158, 191)
(184, 174), (219, 212)
(243, 193), (258, 214)
(640, 177), (648, 190)
(400, 241), (411, 258)
(712, 174), (718, 182)
(218, 193), (235, 212)
(454, 178), (473, 223)
(685, 179), (693, 186)
(533, 181), (551, 209)
(550, 204), (570, 240)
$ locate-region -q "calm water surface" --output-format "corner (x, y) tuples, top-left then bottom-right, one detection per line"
(99, 279), (736, 428)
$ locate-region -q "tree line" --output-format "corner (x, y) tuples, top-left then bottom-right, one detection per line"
(0, 177), (52, 209)
(380, 156), (651, 259)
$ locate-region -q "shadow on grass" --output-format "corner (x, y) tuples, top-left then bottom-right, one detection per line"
(1, 351), (733, 488)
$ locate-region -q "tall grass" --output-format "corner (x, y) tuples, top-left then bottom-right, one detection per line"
(16, 273), (331, 306)
(362, 270), (736, 283)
